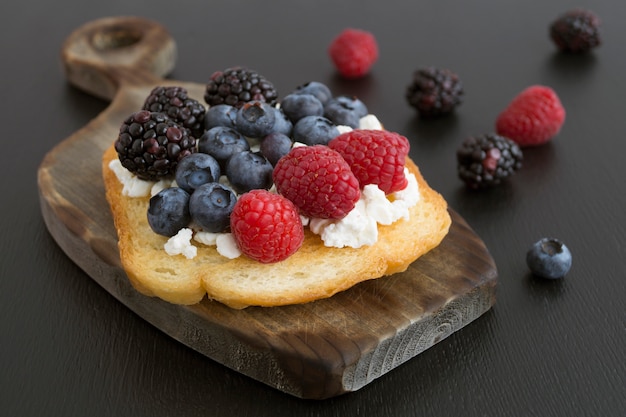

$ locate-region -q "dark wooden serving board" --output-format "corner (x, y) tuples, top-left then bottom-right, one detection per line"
(37, 17), (498, 399)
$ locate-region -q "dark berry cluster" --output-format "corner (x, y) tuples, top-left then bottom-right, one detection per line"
(456, 133), (523, 189)
(550, 9), (601, 53)
(204, 67), (278, 109)
(142, 86), (206, 138)
(405, 67), (464, 118)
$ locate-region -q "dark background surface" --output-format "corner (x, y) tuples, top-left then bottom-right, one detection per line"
(1, 0), (624, 416)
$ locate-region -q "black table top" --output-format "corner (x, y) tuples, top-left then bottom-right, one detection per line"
(2, 1), (624, 416)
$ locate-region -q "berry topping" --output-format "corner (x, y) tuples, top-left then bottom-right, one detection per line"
(323, 95), (368, 128)
(526, 237), (572, 279)
(405, 67), (464, 118)
(292, 115), (340, 146)
(189, 182), (237, 233)
(204, 66), (278, 109)
(550, 9), (601, 53)
(495, 85), (566, 147)
(198, 126), (250, 171)
(456, 133), (523, 189)
(280, 93), (324, 124)
(270, 107), (294, 137)
(230, 189), (304, 263)
(142, 86), (206, 138)
(147, 187), (191, 237)
(292, 81), (333, 105)
(328, 129), (410, 194)
(203, 104), (237, 131)
(235, 100), (277, 138)
(260, 132), (293, 166)
(225, 150), (274, 194)
(328, 28), (379, 79)
(174, 153), (221, 194)
(115, 110), (197, 181)
(273, 145), (360, 219)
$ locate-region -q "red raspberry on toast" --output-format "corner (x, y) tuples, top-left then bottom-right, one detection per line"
(328, 28), (378, 79)
(230, 190), (304, 263)
(329, 129), (410, 194)
(273, 145), (360, 219)
(495, 85), (566, 147)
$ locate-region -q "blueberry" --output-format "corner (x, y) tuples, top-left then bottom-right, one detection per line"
(198, 126), (250, 170)
(280, 93), (324, 123)
(271, 107), (293, 136)
(293, 81), (332, 105)
(323, 96), (368, 128)
(225, 150), (274, 193)
(292, 115), (340, 146)
(235, 100), (276, 138)
(204, 104), (237, 130)
(147, 187), (191, 237)
(189, 182), (236, 233)
(526, 237), (572, 279)
(175, 153), (221, 194)
(260, 132), (293, 166)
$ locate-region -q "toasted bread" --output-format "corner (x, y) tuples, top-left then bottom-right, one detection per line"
(102, 144), (451, 309)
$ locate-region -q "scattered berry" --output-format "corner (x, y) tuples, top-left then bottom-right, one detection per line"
(495, 85), (566, 147)
(225, 150), (274, 194)
(260, 132), (293, 166)
(115, 110), (196, 181)
(280, 93), (324, 123)
(292, 115), (340, 146)
(292, 81), (333, 105)
(273, 145), (360, 219)
(198, 126), (250, 171)
(174, 153), (221, 194)
(204, 66), (278, 109)
(235, 100), (277, 138)
(230, 190), (304, 263)
(328, 28), (379, 79)
(147, 187), (191, 237)
(203, 104), (237, 131)
(526, 237), (572, 279)
(405, 67), (464, 118)
(142, 86), (206, 138)
(457, 133), (523, 189)
(189, 182), (237, 233)
(329, 129), (410, 194)
(271, 107), (294, 136)
(550, 9), (601, 53)
(324, 95), (368, 128)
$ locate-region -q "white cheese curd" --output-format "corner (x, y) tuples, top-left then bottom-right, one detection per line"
(215, 233), (242, 259)
(359, 114), (383, 130)
(310, 200), (378, 248)
(164, 228), (197, 259)
(109, 159), (152, 197)
(193, 230), (220, 246)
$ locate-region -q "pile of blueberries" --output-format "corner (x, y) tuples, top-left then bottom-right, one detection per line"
(148, 81), (369, 237)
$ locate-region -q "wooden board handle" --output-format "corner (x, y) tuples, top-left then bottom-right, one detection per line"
(61, 16), (177, 101)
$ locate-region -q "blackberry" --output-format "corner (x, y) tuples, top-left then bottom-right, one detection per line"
(142, 86), (206, 138)
(115, 110), (197, 181)
(457, 133), (523, 189)
(405, 67), (463, 118)
(204, 67), (278, 109)
(550, 9), (601, 53)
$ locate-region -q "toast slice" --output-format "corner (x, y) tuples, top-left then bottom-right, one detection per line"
(102, 144), (451, 309)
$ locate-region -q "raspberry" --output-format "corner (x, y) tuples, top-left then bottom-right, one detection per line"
(230, 190), (304, 263)
(328, 129), (410, 194)
(328, 28), (378, 79)
(550, 9), (601, 53)
(273, 145), (360, 219)
(495, 85), (566, 147)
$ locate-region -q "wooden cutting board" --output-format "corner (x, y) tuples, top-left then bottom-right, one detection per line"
(37, 16), (497, 399)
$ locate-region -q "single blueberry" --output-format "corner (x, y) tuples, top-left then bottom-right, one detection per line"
(323, 96), (368, 128)
(280, 93), (324, 123)
(147, 187), (191, 237)
(204, 104), (237, 130)
(235, 100), (276, 138)
(189, 182), (236, 233)
(198, 126), (250, 171)
(260, 132), (293, 166)
(225, 150), (274, 194)
(292, 115), (340, 146)
(526, 237), (572, 279)
(293, 81), (333, 105)
(271, 107), (293, 136)
(175, 153), (221, 194)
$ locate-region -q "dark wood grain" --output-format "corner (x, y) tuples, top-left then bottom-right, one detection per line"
(37, 16), (497, 399)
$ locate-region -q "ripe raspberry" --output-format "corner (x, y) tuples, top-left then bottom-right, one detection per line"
(230, 190), (304, 263)
(328, 28), (378, 79)
(273, 145), (360, 219)
(495, 85), (566, 147)
(550, 9), (601, 53)
(329, 129), (410, 194)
